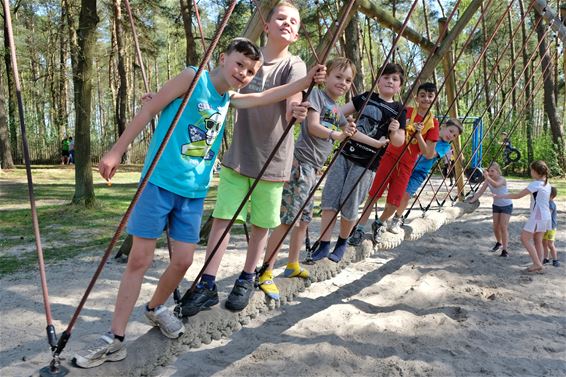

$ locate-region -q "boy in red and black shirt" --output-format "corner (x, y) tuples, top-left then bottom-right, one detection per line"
(349, 83), (439, 246)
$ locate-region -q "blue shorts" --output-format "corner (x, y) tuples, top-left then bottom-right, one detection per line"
(406, 170), (429, 196)
(127, 182), (204, 244)
(492, 204), (513, 215)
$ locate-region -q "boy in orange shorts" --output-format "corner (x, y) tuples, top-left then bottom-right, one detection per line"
(350, 82), (439, 245)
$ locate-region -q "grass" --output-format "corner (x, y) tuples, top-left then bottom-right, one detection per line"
(0, 165), (224, 276)
(2, 165), (561, 276)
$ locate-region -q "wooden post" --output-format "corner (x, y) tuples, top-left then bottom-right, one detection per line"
(439, 17), (465, 200)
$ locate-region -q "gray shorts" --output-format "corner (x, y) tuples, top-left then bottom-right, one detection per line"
(321, 155), (375, 221)
(280, 160), (318, 224)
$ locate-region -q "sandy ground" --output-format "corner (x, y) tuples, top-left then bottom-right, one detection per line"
(0, 179), (564, 376)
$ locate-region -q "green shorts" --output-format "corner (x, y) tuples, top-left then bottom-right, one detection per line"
(212, 167), (284, 229)
(543, 229), (556, 241)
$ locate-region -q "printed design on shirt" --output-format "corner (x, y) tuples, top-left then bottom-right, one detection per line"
(181, 108), (223, 161)
(357, 102), (383, 138)
(320, 105), (341, 130)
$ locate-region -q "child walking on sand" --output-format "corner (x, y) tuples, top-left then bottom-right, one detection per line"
(494, 160), (551, 273)
(542, 186), (559, 267)
(468, 162), (513, 257)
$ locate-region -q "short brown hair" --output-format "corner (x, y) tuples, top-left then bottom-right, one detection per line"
(380, 62), (405, 84)
(550, 186), (557, 198)
(326, 57), (357, 78)
(224, 38), (263, 63)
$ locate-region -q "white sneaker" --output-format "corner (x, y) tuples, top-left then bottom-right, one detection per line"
(388, 215), (403, 234)
(145, 304), (185, 338)
(74, 332), (127, 368)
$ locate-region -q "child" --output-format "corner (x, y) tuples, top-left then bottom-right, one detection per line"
(468, 162), (513, 257)
(73, 37), (324, 368)
(350, 82), (439, 246)
(258, 58), (357, 299)
(392, 118), (463, 225)
(542, 186), (559, 267)
(181, 2), (311, 314)
(494, 160), (552, 273)
(310, 62), (406, 263)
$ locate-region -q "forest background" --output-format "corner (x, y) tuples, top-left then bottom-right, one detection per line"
(0, 0), (564, 208)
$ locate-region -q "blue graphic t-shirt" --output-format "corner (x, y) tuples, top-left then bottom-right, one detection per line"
(141, 68), (230, 198)
(413, 139), (451, 173)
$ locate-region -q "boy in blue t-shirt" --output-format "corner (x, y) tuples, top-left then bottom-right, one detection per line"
(74, 38), (325, 369)
(393, 118), (463, 220)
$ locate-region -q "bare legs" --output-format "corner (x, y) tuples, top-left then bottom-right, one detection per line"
(111, 236), (195, 337)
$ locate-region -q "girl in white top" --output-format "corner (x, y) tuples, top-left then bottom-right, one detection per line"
(495, 160), (551, 273)
(468, 162), (512, 257)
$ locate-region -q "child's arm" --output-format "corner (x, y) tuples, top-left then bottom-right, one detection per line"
(230, 64), (326, 109)
(414, 123), (437, 159)
(306, 111), (356, 142)
(468, 182), (488, 203)
(98, 69), (195, 180)
(350, 132), (389, 149)
(388, 118), (405, 147)
(483, 173), (505, 188)
(495, 188), (530, 200)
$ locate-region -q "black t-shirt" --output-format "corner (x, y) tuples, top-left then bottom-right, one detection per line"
(341, 92), (406, 171)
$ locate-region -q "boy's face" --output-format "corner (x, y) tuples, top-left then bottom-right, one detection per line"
(325, 66), (354, 99)
(220, 51), (262, 90)
(265, 6), (300, 44)
(440, 125), (460, 142)
(415, 89), (436, 112)
(377, 73), (402, 98)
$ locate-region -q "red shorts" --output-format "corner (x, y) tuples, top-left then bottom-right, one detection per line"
(368, 152), (412, 207)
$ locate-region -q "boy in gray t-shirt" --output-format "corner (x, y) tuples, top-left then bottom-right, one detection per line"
(258, 58), (357, 300)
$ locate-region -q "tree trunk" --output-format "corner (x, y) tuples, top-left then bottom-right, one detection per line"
(0, 91), (14, 168)
(534, 11), (565, 172)
(71, 0), (99, 207)
(179, 0), (198, 65)
(344, 13), (363, 95)
(58, 2), (69, 142)
(518, 0), (534, 163)
(3, 9), (18, 163)
(113, 0), (128, 161)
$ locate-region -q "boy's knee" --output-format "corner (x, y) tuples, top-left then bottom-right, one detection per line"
(171, 255), (193, 271)
(127, 254), (153, 273)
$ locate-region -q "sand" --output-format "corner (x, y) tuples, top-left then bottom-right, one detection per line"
(0, 178), (564, 376)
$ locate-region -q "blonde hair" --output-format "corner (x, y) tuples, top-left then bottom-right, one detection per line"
(266, 1), (299, 22)
(326, 57), (357, 78)
(488, 162), (502, 175)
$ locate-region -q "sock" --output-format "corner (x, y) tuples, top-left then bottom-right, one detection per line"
(113, 333), (125, 342)
(311, 240), (331, 261)
(239, 270), (256, 282)
(329, 237), (348, 262)
(357, 224), (366, 231)
(286, 262), (300, 272)
(336, 236), (347, 246)
(200, 274), (216, 289)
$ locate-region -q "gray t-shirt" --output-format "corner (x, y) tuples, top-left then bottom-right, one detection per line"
(294, 88), (347, 170)
(222, 54), (307, 181)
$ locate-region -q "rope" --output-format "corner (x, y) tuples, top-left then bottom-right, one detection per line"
(50, 0), (239, 359)
(429, 19), (552, 211)
(179, 0), (358, 304)
(405, 0), (537, 216)
(449, 31), (556, 201)
(2, 0), (60, 362)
